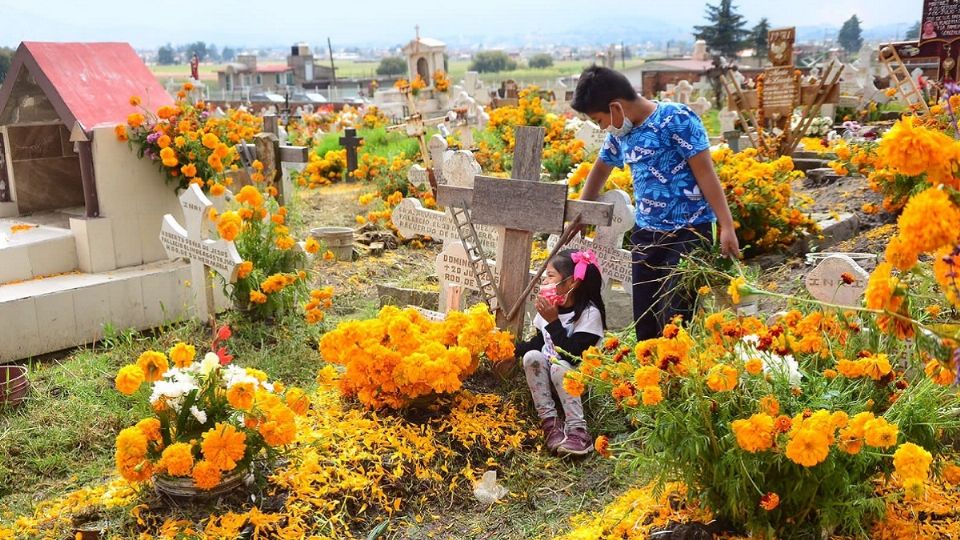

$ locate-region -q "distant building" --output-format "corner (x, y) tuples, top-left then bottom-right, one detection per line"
(215, 44), (335, 99)
(402, 32), (446, 82)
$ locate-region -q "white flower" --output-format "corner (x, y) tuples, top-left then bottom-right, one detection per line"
(190, 406), (207, 424)
(199, 352), (220, 376)
(223, 365), (258, 389)
(735, 335), (802, 386)
(149, 378), (198, 412)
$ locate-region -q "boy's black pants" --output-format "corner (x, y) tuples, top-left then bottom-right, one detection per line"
(630, 222), (713, 341)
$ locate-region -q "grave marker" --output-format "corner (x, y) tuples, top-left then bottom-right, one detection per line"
(804, 254), (869, 307)
(160, 184), (242, 322)
(575, 120), (606, 153)
(235, 134), (309, 205)
(339, 128), (363, 182)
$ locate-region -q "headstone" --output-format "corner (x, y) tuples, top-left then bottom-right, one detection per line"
(339, 128), (363, 182)
(574, 120), (606, 153)
(804, 254), (869, 307)
(391, 198), (499, 252)
(159, 184), (242, 321)
(675, 80), (694, 105)
(689, 96), (713, 117)
(719, 108), (738, 133)
(407, 164), (430, 189)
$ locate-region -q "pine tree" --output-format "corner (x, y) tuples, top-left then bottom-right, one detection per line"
(693, 0), (751, 59)
(838, 15), (864, 54)
(752, 18), (770, 59)
(905, 20), (920, 40)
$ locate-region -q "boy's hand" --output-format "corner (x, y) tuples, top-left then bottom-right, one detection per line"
(720, 227), (741, 259)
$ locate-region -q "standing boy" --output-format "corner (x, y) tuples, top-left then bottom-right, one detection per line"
(571, 66), (740, 340)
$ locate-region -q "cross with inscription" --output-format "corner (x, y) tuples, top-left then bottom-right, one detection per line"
(437, 125), (614, 335)
(160, 184), (242, 324)
(339, 127), (363, 182)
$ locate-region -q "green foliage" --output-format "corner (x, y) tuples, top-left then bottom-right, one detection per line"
(221, 46), (236, 62)
(752, 18), (770, 58)
(693, 0), (751, 59)
(905, 20), (921, 40)
(838, 15), (864, 54)
(470, 51), (518, 73)
(527, 53), (554, 69)
(157, 44), (176, 66)
(376, 56), (407, 77)
(0, 47), (13, 85)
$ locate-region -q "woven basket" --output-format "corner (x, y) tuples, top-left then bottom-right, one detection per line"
(154, 468), (248, 502)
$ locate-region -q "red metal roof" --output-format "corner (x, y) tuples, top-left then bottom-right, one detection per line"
(0, 42), (174, 129)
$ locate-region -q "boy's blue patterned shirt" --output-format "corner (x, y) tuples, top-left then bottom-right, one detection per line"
(598, 101), (715, 231)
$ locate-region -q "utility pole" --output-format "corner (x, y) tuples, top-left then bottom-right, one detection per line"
(327, 37), (337, 100)
(621, 41), (626, 69)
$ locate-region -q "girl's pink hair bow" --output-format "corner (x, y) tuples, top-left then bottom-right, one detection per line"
(571, 249), (599, 281)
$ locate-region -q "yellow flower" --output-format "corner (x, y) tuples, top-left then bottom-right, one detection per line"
(161, 442), (195, 477)
(191, 459), (222, 490)
(209, 183), (226, 197)
(226, 382), (255, 410)
(201, 423), (247, 472)
(285, 387), (310, 416)
(159, 146), (178, 168)
(216, 211), (242, 242)
(115, 364), (145, 395)
(201, 132), (220, 149)
(785, 428), (830, 467)
(235, 185), (264, 208)
(169, 342), (196, 368)
(237, 261), (253, 279)
(893, 442), (932, 482)
(136, 351), (169, 382)
(731, 413), (775, 453)
(864, 417), (899, 448)
(305, 237), (320, 254)
(136, 417), (162, 442)
(641, 385), (663, 405)
(705, 364), (738, 392)
(250, 290), (268, 304)
(633, 366), (661, 388)
(127, 112), (145, 128)
(727, 276), (747, 304)
(745, 358), (763, 375)
(323, 250), (336, 261)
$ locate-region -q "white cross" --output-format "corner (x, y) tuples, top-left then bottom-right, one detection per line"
(160, 184), (242, 322)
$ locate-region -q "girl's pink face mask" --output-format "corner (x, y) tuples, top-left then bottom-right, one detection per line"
(538, 280), (568, 306)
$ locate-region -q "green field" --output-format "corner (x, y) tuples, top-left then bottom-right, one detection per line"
(151, 58), (646, 90)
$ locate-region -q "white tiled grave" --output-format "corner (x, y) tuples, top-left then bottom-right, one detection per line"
(0, 260), (196, 360)
(0, 216), (79, 283)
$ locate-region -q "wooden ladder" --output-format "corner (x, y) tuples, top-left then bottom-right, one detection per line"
(719, 71), (768, 155)
(879, 45), (931, 115)
(448, 205), (505, 313)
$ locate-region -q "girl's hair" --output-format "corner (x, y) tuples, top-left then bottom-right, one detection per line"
(550, 249), (607, 329)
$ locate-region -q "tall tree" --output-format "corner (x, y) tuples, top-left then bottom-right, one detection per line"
(157, 44), (176, 66)
(905, 20), (921, 40)
(752, 18), (770, 59)
(187, 41), (208, 62)
(838, 15), (864, 54)
(693, 0), (751, 59)
(221, 46), (236, 62)
(0, 47), (13, 84)
(206, 43), (221, 62)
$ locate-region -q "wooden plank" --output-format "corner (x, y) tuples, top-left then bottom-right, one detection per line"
(471, 177), (567, 234)
(436, 185), (474, 208)
(512, 126), (545, 182)
(564, 199), (614, 227)
(279, 146), (309, 163)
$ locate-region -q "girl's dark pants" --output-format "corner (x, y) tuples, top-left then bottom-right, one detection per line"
(630, 222), (713, 341)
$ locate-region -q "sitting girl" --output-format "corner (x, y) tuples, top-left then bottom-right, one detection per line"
(516, 249), (606, 456)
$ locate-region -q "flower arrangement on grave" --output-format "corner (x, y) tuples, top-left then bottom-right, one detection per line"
(567, 302), (960, 537)
(117, 83), (262, 193)
(410, 74), (427, 97)
(113, 328), (308, 491)
(711, 146), (819, 253)
(319, 304), (515, 410)
(432, 70), (451, 93)
(213, 184), (332, 322)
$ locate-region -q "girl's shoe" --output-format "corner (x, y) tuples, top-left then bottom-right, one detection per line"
(557, 427), (592, 456)
(541, 417), (566, 452)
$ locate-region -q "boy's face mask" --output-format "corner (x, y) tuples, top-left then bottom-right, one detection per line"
(606, 102), (633, 137)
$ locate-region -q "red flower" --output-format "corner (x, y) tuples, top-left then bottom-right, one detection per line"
(216, 346), (233, 366)
(760, 492), (780, 511)
(841, 272), (855, 285)
(216, 325), (232, 342)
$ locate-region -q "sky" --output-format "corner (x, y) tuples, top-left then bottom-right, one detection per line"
(0, 0), (922, 49)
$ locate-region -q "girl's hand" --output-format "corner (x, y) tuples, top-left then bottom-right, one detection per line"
(535, 296), (560, 323)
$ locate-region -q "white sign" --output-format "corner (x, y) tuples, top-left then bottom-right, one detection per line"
(575, 121), (606, 153)
(804, 254), (869, 307)
(160, 184), (242, 320)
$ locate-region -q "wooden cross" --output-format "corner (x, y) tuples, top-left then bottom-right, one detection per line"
(339, 128), (363, 182)
(235, 133), (309, 205)
(437, 126), (614, 335)
(386, 86), (447, 195)
(159, 184), (242, 325)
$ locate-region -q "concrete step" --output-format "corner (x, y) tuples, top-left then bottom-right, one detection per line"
(0, 220), (78, 283)
(804, 167), (844, 187)
(792, 157), (830, 172)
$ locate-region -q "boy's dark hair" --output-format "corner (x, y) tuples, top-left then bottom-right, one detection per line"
(551, 249), (607, 330)
(571, 66), (638, 114)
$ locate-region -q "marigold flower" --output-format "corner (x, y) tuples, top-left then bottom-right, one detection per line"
(250, 290), (267, 304)
(169, 342), (196, 368)
(115, 124), (128, 141)
(562, 371), (585, 397)
(744, 358), (762, 375)
(216, 211), (242, 242)
(732, 413), (775, 453)
(136, 417), (162, 442)
(191, 459), (222, 490)
(237, 261), (253, 279)
(759, 395), (779, 416)
(127, 112), (145, 128)
(633, 365), (661, 388)
(863, 417), (899, 449)
(727, 276), (747, 304)
(943, 463), (960, 484)
(201, 423), (247, 471)
(226, 381), (255, 410)
(201, 132), (220, 150)
(641, 385), (663, 405)
(136, 351), (169, 382)
(159, 146), (178, 168)
(594, 435), (611, 458)
(785, 428), (830, 467)
(115, 364), (145, 395)
(323, 250), (336, 261)
(161, 442), (195, 477)
(285, 387), (310, 415)
(893, 442), (932, 483)
(706, 364), (738, 392)
(235, 185), (264, 208)
(759, 492), (780, 511)
(209, 183), (226, 197)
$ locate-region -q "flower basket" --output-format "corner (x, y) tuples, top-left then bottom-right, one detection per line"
(154, 468), (249, 502)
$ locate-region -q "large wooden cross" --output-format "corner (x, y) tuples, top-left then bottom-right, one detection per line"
(437, 126), (614, 335)
(235, 132), (309, 205)
(159, 184), (242, 324)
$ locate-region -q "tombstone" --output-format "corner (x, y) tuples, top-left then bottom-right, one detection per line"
(804, 254), (869, 307)
(339, 128), (363, 182)
(689, 96), (713, 117)
(235, 134), (309, 204)
(675, 80), (694, 105)
(719, 109), (738, 133)
(574, 120), (606, 153)
(159, 184), (241, 322)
